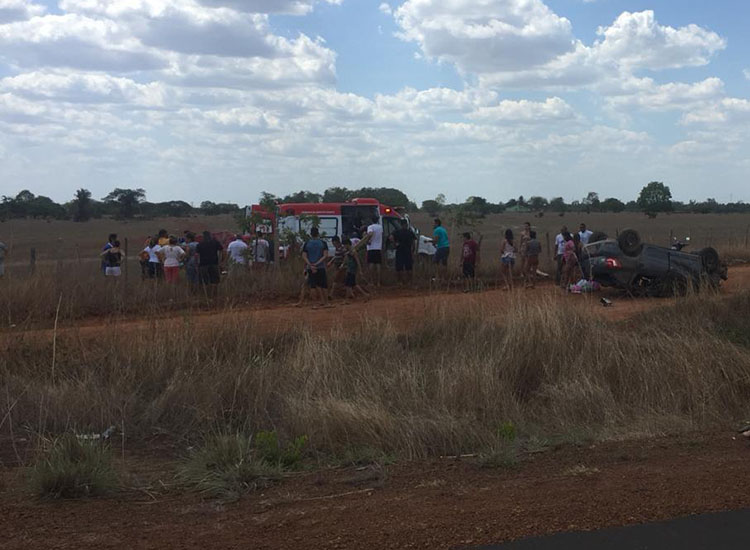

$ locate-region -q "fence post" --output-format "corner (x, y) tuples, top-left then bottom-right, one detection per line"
(745, 225), (749, 248)
(124, 238), (129, 282)
(669, 229), (673, 246)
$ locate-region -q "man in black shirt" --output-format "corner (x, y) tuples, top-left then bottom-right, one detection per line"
(196, 231), (224, 293)
(392, 219), (416, 285)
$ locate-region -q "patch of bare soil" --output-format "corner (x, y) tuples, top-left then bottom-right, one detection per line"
(2, 433), (750, 549)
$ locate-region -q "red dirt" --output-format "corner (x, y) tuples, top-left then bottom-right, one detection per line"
(5, 265), (750, 344)
(3, 433), (750, 549)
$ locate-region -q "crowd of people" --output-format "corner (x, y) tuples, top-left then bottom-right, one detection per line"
(94, 219), (599, 304)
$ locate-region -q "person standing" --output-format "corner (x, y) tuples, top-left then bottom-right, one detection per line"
(461, 232), (479, 291)
(101, 240), (124, 278)
(196, 231), (224, 293)
(519, 222), (531, 283)
(159, 236), (185, 284)
(252, 231), (270, 268)
(302, 227), (331, 308)
(143, 238), (163, 280)
(341, 238), (370, 304)
(227, 234), (249, 270)
(524, 231), (542, 289)
(0, 238), (7, 278)
(500, 229), (516, 291)
(366, 217), (384, 286)
(392, 219), (416, 285)
(554, 225), (568, 284)
(327, 236), (347, 299)
(101, 233), (117, 274)
(578, 223), (593, 245)
(157, 229), (169, 247)
(184, 232), (199, 286)
(560, 232), (578, 292)
(432, 218), (450, 278)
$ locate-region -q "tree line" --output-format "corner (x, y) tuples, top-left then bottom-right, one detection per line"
(1, 182), (748, 222)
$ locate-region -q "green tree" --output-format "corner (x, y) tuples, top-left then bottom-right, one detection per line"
(103, 188), (146, 219)
(637, 182), (673, 213)
(322, 187), (353, 202)
(549, 197), (567, 213)
(71, 188), (92, 222)
(583, 191), (600, 212)
(528, 196), (549, 211)
(601, 197), (626, 213)
(421, 199), (442, 216)
(282, 190), (322, 203)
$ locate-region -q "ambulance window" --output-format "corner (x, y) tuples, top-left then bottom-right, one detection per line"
(300, 216), (339, 239)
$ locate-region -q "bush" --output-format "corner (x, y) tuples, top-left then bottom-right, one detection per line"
(29, 435), (117, 499)
(254, 431), (308, 469)
(178, 433), (280, 499)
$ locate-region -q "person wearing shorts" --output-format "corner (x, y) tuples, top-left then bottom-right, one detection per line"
(524, 231), (541, 288)
(366, 218), (384, 286)
(302, 227), (331, 308)
(500, 228), (516, 291)
(101, 240), (123, 278)
(159, 236), (185, 284)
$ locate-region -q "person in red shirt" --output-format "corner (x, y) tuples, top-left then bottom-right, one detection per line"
(461, 232), (479, 292)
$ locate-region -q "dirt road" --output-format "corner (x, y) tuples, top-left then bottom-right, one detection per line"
(3, 433), (750, 549)
(5, 266), (750, 343)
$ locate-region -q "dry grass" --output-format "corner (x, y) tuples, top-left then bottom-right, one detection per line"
(3, 292), (750, 461)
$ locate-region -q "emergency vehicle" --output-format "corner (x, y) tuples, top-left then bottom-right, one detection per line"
(248, 198), (417, 254)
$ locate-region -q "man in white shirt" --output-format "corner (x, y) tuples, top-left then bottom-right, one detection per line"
(227, 234), (249, 268)
(252, 231), (270, 267)
(579, 223), (594, 245)
(554, 225), (568, 284)
(366, 217), (383, 286)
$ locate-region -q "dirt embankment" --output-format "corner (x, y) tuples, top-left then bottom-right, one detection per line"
(3, 433), (750, 549)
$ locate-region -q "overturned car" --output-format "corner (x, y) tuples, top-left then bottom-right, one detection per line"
(581, 229), (728, 297)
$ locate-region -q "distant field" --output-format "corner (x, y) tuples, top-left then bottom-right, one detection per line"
(1, 211), (749, 264)
(410, 211), (750, 259)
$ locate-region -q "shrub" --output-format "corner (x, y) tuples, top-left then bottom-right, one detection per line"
(29, 435), (118, 499)
(178, 433), (280, 499)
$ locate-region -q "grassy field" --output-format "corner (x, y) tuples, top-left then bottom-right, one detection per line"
(1, 212), (748, 264)
(3, 291), (750, 466)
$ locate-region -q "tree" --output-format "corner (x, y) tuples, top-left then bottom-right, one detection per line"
(421, 199), (442, 216)
(583, 192), (600, 213)
(528, 196), (549, 211)
(323, 187), (353, 202)
(282, 190), (322, 203)
(352, 187), (412, 208)
(601, 197), (626, 213)
(464, 196), (490, 217)
(549, 197), (567, 213)
(71, 188), (92, 222)
(103, 188), (145, 219)
(637, 182), (673, 214)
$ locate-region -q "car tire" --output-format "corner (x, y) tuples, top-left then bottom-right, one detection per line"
(617, 229), (643, 257)
(589, 231), (608, 244)
(698, 247), (720, 273)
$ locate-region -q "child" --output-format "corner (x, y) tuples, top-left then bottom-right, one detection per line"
(341, 238), (370, 304)
(524, 230), (541, 289)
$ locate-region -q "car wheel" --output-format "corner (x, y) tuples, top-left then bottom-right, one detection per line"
(698, 247), (720, 273)
(589, 231), (608, 243)
(617, 229), (643, 257)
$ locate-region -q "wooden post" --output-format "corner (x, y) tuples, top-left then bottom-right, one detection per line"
(745, 224), (749, 248)
(545, 232), (551, 268)
(669, 229), (673, 247)
(124, 238), (129, 282)
(30, 248), (36, 275)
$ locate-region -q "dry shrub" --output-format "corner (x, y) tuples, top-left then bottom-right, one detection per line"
(3, 293), (750, 460)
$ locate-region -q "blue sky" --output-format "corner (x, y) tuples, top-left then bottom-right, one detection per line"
(1, 0), (749, 205)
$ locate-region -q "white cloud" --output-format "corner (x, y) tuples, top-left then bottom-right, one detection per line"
(469, 97), (575, 122)
(594, 11), (725, 71)
(605, 77), (724, 112)
(0, 0), (44, 23)
(393, 0), (576, 74)
(378, 3), (391, 15)
(744, 69), (750, 80)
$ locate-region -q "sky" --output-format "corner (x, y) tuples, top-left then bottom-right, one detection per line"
(1, 0), (749, 206)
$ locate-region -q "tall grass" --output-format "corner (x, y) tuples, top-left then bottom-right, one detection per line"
(3, 293), (750, 460)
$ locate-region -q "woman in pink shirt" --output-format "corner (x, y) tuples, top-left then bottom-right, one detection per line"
(560, 232), (578, 291)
